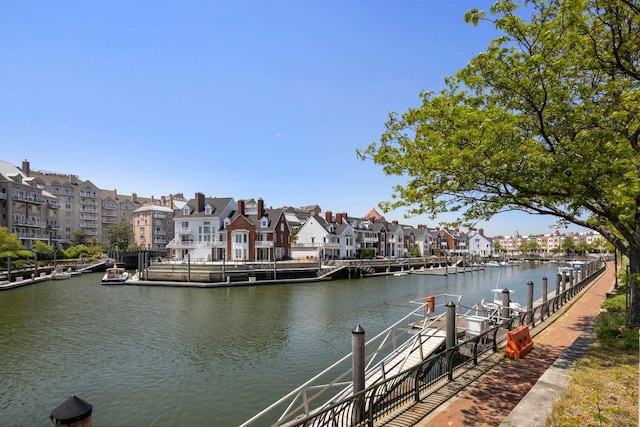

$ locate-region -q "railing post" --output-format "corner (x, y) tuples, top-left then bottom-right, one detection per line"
(501, 288), (511, 328)
(445, 301), (456, 350)
(541, 276), (548, 320)
(527, 281), (534, 326)
(352, 325), (365, 425)
(555, 273), (561, 312)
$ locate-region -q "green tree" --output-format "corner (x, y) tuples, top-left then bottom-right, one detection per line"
(0, 226), (25, 258)
(32, 241), (54, 260)
(106, 221), (131, 251)
(358, 0), (640, 324)
(70, 229), (87, 246)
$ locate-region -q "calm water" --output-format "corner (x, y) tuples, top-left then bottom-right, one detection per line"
(0, 262), (561, 426)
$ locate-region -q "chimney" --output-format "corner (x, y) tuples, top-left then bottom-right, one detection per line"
(392, 220), (398, 225)
(196, 192), (205, 213)
(21, 160), (30, 176)
(479, 228), (484, 236)
(325, 211), (333, 223)
(161, 196), (166, 206)
(418, 224), (426, 229)
(258, 198), (265, 218)
(238, 200), (245, 216)
(132, 193), (138, 203)
(113, 189), (117, 199)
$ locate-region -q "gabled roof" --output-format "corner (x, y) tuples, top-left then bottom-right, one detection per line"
(228, 207), (287, 233)
(180, 197), (234, 217)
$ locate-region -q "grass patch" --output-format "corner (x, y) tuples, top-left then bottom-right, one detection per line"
(546, 305), (639, 426)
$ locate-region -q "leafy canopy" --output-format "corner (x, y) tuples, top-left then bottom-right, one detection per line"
(358, 0), (640, 257)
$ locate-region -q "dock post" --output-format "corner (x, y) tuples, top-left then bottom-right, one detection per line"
(501, 288), (511, 327)
(527, 281), (534, 325)
(445, 301), (456, 349)
(50, 395), (92, 427)
(352, 325), (365, 424)
(187, 253), (191, 282)
(555, 274), (561, 311)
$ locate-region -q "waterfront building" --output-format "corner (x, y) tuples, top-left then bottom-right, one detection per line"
(23, 160), (166, 245)
(167, 193), (236, 262)
(292, 211), (356, 260)
(226, 198), (291, 261)
(0, 160), (61, 249)
(132, 204), (175, 251)
(467, 229), (494, 258)
(385, 221), (406, 258)
(414, 225), (432, 257)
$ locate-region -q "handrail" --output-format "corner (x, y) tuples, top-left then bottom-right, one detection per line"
(243, 261), (606, 426)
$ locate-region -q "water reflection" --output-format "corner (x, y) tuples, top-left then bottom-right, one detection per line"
(0, 263), (561, 426)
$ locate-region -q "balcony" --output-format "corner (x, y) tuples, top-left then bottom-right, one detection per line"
(13, 193), (45, 204)
(175, 227), (192, 235)
(255, 241), (274, 248)
(79, 190), (97, 198)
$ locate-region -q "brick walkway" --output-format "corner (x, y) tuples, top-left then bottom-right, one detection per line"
(406, 262), (617, 427)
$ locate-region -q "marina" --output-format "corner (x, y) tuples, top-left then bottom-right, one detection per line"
(0, 261), (590, 426)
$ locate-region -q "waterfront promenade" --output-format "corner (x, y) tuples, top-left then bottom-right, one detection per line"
(394, 262), (617, 426)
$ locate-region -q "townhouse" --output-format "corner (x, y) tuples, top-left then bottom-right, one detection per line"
(291, 211), (356, 260)
(167, 193), (236, 261)
(226, 198), (291, 262)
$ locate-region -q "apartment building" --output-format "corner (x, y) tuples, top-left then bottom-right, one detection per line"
(0, 160), (61, 249)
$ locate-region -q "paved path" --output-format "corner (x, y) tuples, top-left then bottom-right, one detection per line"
(409, 262), (616, 427)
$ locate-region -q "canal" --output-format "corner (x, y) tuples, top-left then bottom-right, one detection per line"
(0, 262), (562, 426)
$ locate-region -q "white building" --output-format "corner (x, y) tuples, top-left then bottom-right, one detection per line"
(292, 212), (356, 260)
(167, 192), (236, 261)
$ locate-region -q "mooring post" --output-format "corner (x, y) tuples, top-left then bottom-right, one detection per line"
(145, 251), (150, 280)
(7, 256), (11, 282)
(555, 273), (561, 310)
(187, 253), (191, 282)
(501, 288), (511, 327)
(50, 395), (92, 427)
(527, 281), (534, 325)
(352, 324), (365, 424)
(445, 301), (456, 349)
(33, 253), (38, 279)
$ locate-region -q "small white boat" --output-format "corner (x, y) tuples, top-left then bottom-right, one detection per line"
(101, 267), (129, 284)
(51, 270), (72, 280)
(484, 261), (506, 267)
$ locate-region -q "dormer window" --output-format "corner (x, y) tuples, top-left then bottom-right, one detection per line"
(261, 217), (269, 227)
(183, 206), (190, 215)
(205, 205), (212, 215)
(223, 218), (230, 227)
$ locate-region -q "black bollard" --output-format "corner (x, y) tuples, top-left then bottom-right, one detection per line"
(50, 395), (92, 427)
(501, 288), (511, 327)
(351, 325), (365, 424)
(542, 277), (548, 304)
(445, 301), (456, 349)
(527, 281), (534, 325)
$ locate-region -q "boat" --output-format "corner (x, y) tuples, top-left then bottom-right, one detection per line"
(410, 266), (449, 276)
(558, 261), (585, 280)
(101, 267), (129, 284)
(484, 260), (507, 267)
(51, 269), (72, 280)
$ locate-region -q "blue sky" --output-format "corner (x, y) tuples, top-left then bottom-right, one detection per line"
(0, 1), (589, 237)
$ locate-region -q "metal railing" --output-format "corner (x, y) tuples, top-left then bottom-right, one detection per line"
(242, 261), (605, 426)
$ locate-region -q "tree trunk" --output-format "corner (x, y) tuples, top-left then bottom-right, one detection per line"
(627, 249), (640, 327)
